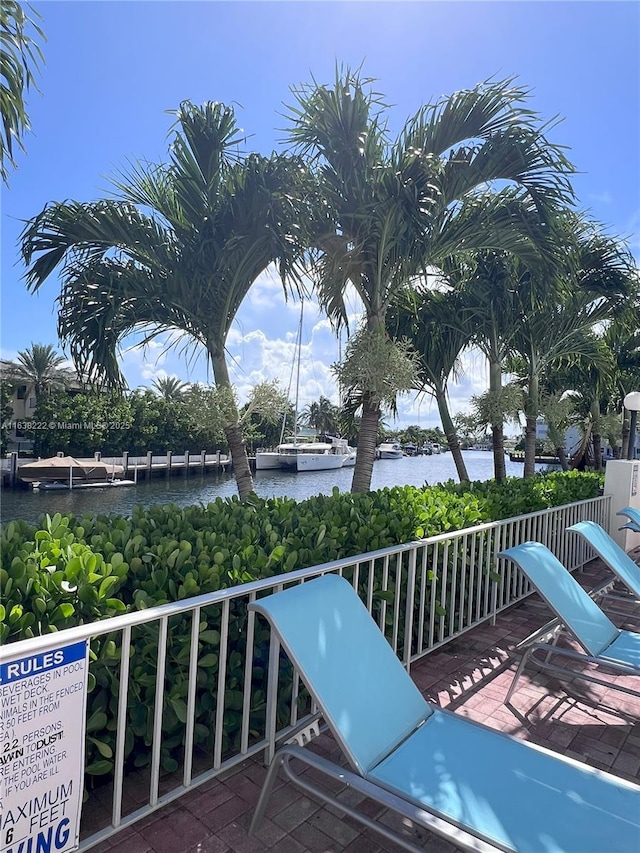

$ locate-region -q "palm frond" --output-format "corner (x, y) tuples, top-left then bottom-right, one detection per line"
(20, 199), (178, 291)
(0, 1), (45, 183)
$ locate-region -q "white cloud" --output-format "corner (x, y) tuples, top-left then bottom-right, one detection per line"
(227, 308), (343, 411)
(120, 338), (169, 385)
(106, 277), (494, 432)
(589, 190), (613, 206)
(387, 348), (490, 429)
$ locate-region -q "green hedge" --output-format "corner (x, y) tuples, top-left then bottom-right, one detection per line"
(440, 469), (602, 520)
(1, 471), (601, 784)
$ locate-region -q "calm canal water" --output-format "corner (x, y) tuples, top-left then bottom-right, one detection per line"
(1, 451), (540, 525)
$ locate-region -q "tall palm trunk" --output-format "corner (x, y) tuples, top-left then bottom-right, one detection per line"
(590, 400), (603, 471)
(351, 393), (379, 493)
(435, 388), (469, 482)
(570, 423), (591, 470)
(556, 446), (570, 471)
(622, 414), (631, 459)
(210, 349), (254, 500)
(523, 415), (537, 478)
(489, 359), (507, 481)
(523, 375), (539, 478)
(492, 424), (507, 481)
(224, 423), (254, 499)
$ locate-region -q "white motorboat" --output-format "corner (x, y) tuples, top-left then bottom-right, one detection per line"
(35, 478), (136, 490)
(255, 441), (304, 471)
(296, 437), (356, 471)
(376, 441), (403, 460)
(294, 442), (345, 472)
(256, 437), (355, 472)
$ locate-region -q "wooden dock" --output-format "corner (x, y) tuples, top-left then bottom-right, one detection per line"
(2, 450), (232, 488)
(508, 452), (561, 464)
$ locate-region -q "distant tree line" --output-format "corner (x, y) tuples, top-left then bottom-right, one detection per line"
(1, 345), (358, 456)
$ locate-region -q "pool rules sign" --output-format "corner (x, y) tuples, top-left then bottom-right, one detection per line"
(0, 641), (89, 853)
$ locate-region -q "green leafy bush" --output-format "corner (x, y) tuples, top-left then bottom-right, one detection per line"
(1, 471), (600, 786)
(0, 513), (128, 644)
(441, 470), (602, 519)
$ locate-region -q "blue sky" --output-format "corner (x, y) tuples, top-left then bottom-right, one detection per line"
(2, 0), (639, 428)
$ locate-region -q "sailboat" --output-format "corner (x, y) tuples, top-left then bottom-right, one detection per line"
(255, 304), (356, 472)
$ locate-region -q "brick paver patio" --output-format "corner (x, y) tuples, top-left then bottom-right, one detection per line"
(87, 557), (640, 853)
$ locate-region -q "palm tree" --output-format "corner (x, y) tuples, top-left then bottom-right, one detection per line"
(538, 328), (633, 470)
(471, 382), (524, 468)
(0, 1), (44, 184)
(538, 392), (576, 470)
(20, 102), (309, 499)
(286, 69), (574, 492)
(505, 216), (633, 475)
(304, 396), (340, 434)
(445, 252), (521, 481)
(453, 413), (486, 449)
(4, 342), (74, 397)
(152, 376), (189, 402)
(388, 289), (471, 482)
(511, 297), (619, 476)
(600, 295), (640, 456)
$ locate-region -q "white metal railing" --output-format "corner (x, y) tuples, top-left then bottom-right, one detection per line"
(0, 495), (611, 849)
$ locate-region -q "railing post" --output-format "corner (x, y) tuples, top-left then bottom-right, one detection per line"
(146, 450), (153, 479)
(150, 616), (169, 807)
(184, 449), (190, 476)
(403, 547), (417, 673)
(112, 625), (132, 827)
(166, 450), (173, 476)
(490, 527), (501, 626)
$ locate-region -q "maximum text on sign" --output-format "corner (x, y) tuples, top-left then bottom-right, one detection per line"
(0, 642), (89, 853)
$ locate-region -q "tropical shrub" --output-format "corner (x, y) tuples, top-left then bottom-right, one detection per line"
(440, 469), (602, 519)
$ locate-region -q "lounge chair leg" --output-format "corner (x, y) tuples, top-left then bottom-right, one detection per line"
(544, 629), (561, 664)
(249, 751), (286, 834)
(504, 647), (532, 705)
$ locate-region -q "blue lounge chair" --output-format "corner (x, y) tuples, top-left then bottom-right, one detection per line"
(248, 574), (640, 852)
(567, 520), (640, 599)
(617, 505), (640, 534)
(500, 542), (640, 706)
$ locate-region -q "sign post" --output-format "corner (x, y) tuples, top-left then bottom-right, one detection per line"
(0, 641), (89, 853)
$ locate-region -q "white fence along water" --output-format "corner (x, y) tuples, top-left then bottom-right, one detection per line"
(0, 495), (611, 849)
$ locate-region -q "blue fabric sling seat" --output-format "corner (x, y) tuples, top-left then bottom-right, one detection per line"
(567, 520), (640, 599)
(249, 574), (640, 852)
(500, 542), (640, 706)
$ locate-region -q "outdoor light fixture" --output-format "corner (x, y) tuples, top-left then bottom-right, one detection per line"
(623, 391), (640, 460)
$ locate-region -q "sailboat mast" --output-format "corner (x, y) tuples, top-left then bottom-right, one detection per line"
(293, 300), (304, 442)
